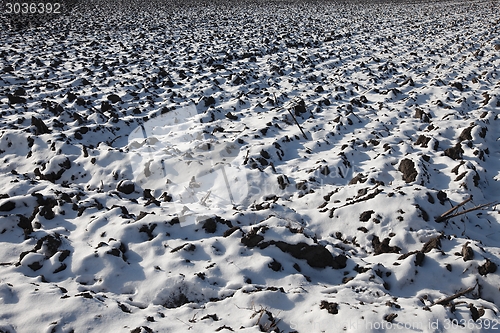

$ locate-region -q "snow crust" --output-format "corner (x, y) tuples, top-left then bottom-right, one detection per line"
(1, 0), (500, 332)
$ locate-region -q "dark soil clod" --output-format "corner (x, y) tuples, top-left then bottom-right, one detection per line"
(359, 210), (374, 222)
(268, 258), (282, 271)
(384, 313), (398, 323)
(372, 236), (401, 255)
(31, 116), (51, 135)
(202, 218), (217, 233)
(117, 180), (135, 194)
(462, 243), (474, 261)
(0, 200), (16, 212)
(398, 159), (418, 183)
(444, 143), (464, 160)
(320, 300), (338, 314)
(478, 260), (497, 276)
(415, 252), (425, 266)
(421, 236), (442, 253)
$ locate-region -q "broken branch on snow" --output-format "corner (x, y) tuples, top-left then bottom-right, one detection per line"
(435, 196), (497, 222)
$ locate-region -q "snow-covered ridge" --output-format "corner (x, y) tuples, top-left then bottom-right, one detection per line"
(1, 0), (500, 332)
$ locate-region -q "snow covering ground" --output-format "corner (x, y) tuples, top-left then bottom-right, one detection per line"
(1, 0), (500, 332)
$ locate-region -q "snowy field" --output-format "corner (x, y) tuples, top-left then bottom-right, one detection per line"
(1, 0), (500, 332)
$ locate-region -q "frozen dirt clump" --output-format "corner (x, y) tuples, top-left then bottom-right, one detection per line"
(116, 180), (135, 194)
(398, 158), (418, 183)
